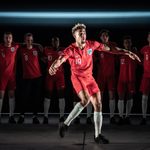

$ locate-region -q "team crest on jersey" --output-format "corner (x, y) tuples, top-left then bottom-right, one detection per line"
(11, 47), (15, 52)
(87, 49), (92, 55)
(33, 50), (37, 56)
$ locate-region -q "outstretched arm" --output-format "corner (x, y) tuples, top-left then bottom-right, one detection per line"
(115, 47), (141, 62)
(49, 55), (66, 75)
(101, 45), (141, 62)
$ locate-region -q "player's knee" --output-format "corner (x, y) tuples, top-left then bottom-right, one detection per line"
(80, 99), (88, 107)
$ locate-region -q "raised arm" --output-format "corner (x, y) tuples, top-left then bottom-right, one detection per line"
(101, 44), (141, 62)
(49, 55), (66, 75)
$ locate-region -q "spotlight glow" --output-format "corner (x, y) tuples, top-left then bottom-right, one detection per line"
(0, 11), (150, 25)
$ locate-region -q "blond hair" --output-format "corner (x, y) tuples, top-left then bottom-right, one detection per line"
(72, 23), (86, 35)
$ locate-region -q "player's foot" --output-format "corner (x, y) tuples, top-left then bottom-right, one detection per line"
(140, 118), (147, 125)
(94, 134), (109, 144)
(74, 117), (80, 124)
(8, 116), (16, 124)
(17, 115), (25, 124)
(86, 116), (93, 125)
(43, 116), (48, 124)
(33, 116), (40, 124)
(110, 116), (116, 124)
(59, 123), (68, 138)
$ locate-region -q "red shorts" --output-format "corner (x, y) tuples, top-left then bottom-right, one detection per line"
(140, 77), (150, 95)
(97, 74), (116, 92)
(0, 75), (16, 91)
(71, 74), (100, 96)
(45, 74), (65, 92)
(117, 80), (135, 95)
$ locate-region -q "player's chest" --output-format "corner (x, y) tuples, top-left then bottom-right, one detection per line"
(0, 47), (16, 58)
(22, 49), (38, 61)
(144, 51), (150, 61)
(47, 52), (58, 61)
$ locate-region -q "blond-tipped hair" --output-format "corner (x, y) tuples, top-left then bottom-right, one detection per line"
(72, 23), (86, 35)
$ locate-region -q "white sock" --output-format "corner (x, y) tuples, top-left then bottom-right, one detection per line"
(142, 95), (148, 119)
(59, 98), (65, 118)
(87, 102), (92, 118)
(9, 97), (15, 117)
(94, 111), (103, 138)
(118, 100), (124, 117)
(73, 101), (80, 118)
(109, 99), (115, 118)
(64, 102), (84, 126)
(44, 98), (51, 117)
(126, 99), (133, 117)
(0, 98), (3, 117)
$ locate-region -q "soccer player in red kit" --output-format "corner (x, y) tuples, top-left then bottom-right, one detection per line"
(49, 23), (140, 144)
(43, 36), (66, 124)
(96, 29), (118, 124)
(140, 32), (150, 125)
(17, 33), (42, 124)
(117, 36), (138, 125)
(0, 32), (19, 124)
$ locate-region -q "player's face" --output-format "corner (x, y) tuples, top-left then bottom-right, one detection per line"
(4, 34), (13, 46)
(52, 37), (60, 49)
(100, 32), (109, 43)
(25, 36), (33, 45)
(123, 39), (132, 50)
(74, 28), (86, 45)
(147, 33), (150, 43)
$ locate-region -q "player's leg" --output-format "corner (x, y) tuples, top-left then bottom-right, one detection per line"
(90, 92), (109, 144)
(8, 90), (16, 124)
(59, 90), (89, 138)
(0, 91), (5, 123)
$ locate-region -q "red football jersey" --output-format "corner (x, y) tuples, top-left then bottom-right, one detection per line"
(119, 54), (137, 82)
(20, 46), (42, 79)
(97, 41), (117, 77)
(43, 47), (64, 75)
(0, 43), (19, 78)
(141, 45), (150, 78)
(61, 40), (104, 77)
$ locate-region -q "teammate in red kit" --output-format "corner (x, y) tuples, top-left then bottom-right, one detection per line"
(17, 33), (42, 124)
(0, 32), (19, 124)
(96, 29), (118, 124)
(117, 36), (138, 125)
(42, 36), (66, 124)
(140, 32), (150, 125)
(49, 23), (140, 144)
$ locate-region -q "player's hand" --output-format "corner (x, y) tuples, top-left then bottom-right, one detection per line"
(125, 52), (141, 62)
(132, 53), (141, 62)
(49, 65), (58, 75)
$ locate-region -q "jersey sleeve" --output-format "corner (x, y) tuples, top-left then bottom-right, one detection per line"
(60, 46), (73, 61)
(92, 41), (104, 51)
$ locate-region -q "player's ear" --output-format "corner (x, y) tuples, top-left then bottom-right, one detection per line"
(72, 33), (76, 39)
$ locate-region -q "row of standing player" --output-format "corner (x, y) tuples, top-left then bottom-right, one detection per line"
(0, 32), (94, 124)
(1, 25), (148, 144)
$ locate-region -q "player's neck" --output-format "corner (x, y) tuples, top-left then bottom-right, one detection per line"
(4, 43), (11, 47)
(27, 45), (33, 50)
(76, 42), (85, 50)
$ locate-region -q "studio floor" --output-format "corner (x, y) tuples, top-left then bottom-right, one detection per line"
(0, 114), (150, 150)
